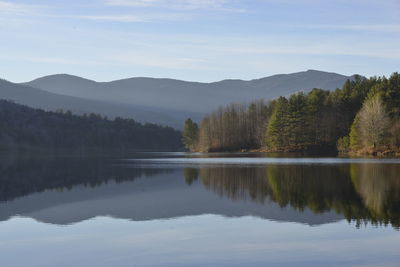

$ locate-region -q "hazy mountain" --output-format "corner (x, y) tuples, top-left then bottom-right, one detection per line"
(25, 70), (357, 113)
(0, 79), (200, 128)
(1, 70), (356, 128)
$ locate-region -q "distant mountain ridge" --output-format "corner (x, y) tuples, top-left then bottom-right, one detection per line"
(0, 79), (200, 128)
(25, 70), (357, 113)
(0, 70), (357, 128)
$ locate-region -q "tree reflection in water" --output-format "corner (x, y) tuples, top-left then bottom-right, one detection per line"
(189, 164), (400, 229)
(0, 154), (399, 229)
(0, 155), (172, 202)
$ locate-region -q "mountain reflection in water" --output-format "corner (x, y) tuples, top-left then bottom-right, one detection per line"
(0, 153), (399, 229)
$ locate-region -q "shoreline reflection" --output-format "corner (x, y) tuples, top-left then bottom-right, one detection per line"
(193, 164), (400, 229)
(0, 154), (399, 229)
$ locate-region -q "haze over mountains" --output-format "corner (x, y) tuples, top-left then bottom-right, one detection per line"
(0, 70), (357, 128)
(0, 79), (198, 128)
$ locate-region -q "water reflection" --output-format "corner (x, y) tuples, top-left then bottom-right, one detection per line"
(183, 168), (199, 185)
(0, 154), (399, 229)
(193, 164), (400, 228)
(351, 164), (400, 227)
(0, 155), (172, 202)
(199, 167), (272, 203)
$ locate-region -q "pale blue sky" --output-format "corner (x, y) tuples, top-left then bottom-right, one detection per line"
(1, 0), (399, 82)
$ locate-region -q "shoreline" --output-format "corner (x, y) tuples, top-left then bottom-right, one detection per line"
(192, 147), (400, 157)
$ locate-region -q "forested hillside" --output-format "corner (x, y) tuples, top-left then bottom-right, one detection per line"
(184, 73), (400, 155)
(0, 100), (182, 152)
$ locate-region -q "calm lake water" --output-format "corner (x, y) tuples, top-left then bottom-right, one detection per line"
(1, 152), (399, 266)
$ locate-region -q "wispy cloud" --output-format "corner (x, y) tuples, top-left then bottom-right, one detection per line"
(107, 53), (211, 70)
(107, 0), (174, 7)
(297, 24), (400, 32)
(0, 1), (47, 15)
(105, 0), (245, 12)
(69, 15), (146, 22)
(64, 0), (243, 24)
(214, 41), (400, 60)
(66, 13), (190, 22)
(0, 54), (104, 66)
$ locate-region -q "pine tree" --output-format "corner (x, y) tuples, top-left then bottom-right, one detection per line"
(286, 93), (309, 148)
(266, 97), (288, 149)
(182, 118), (199, 151)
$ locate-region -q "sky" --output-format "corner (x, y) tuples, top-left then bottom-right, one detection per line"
(0, 0), (399, 83)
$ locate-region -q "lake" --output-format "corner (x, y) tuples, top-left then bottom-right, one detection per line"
(1, 152), (399, 266)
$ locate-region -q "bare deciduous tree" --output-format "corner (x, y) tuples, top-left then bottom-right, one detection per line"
(358, 95), (390, 148)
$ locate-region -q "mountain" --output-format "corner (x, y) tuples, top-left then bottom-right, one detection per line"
(0, 79), (199, 128)
(25, 70), (357, 113)
(0, 70), (356, 128)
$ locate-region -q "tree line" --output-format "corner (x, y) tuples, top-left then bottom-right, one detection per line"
(338, 73), (400, 155)
(183, 100), (273, 152)
(183, 73), (400, 154)
(0, 100), (183, 152)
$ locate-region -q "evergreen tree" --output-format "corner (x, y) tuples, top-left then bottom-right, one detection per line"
(286, 93), (309, 148)
(0, 100), (182, 152)
(307, 89), (329, 144)
(266, 97), (288, 149)
(182, 118), (199, 151)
